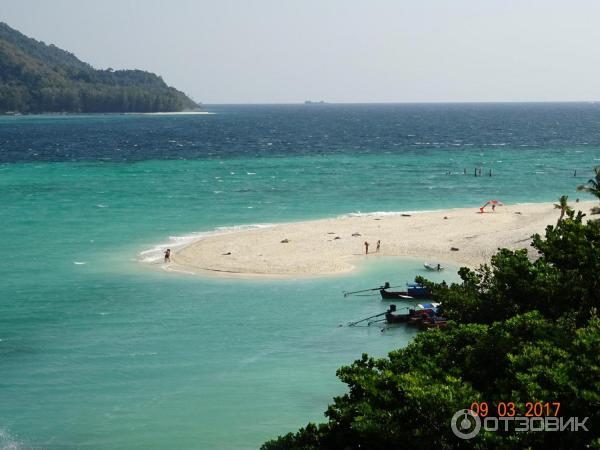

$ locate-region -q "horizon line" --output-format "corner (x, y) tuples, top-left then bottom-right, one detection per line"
(200, 100), (600, 106)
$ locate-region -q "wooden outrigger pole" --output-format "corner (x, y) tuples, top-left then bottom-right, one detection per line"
(343, 282), (403, 297)
(347, 305), (410, 327)
(347, 310), (389, 327)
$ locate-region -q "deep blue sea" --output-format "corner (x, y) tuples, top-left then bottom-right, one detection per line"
(1, 103), (599, 449)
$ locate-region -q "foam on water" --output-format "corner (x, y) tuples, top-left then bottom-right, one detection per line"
(0, 429), (23, 450)
(343, 210), (438, 218)
(139, 223), (277, 263)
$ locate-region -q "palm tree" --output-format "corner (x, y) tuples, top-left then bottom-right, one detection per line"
(554, 195), (573, 224)
(577, 166), (600, 215)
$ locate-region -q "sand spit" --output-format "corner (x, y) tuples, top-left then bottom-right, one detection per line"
(167, 201), (597, 278)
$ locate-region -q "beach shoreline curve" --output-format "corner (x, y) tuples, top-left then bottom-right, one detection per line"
(150, 201), (597, 279)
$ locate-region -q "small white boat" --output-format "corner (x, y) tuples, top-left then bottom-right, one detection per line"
(424, 262), (444, 271)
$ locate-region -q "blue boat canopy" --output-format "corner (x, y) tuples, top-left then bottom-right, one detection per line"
(407, 283), (430, 294)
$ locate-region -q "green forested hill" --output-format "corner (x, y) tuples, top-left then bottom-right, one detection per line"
(0, 22), (198, 113)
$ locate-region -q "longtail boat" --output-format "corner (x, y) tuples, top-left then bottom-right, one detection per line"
(380, 283), (432, 300)
(385, 302), (442, 325)
(349, 303), (446, 328)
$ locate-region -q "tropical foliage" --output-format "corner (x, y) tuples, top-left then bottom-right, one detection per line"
(262, 207), (600, 449)
(577, 166), (600, 216)
(554, 195), (572, 224)
(0, 22), (197, 113)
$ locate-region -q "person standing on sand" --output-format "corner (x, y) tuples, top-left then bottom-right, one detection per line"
(376, 240), (381, 252)
(364, 242), (369, 254)
(164, 248), (171, 263)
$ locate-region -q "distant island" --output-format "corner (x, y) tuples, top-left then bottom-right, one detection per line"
(304, 100), (327, 104)
(0, 22), (198, 114)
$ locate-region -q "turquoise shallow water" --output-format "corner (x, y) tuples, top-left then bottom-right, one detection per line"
(1, 104), (600, 449)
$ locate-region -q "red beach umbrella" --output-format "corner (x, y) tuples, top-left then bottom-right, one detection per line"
(480, 200), (504, 213)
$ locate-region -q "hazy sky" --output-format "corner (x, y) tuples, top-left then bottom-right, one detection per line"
(2, 0), (600, 103)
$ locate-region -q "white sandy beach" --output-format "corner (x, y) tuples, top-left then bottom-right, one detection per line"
(168, 201), (597, 278)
